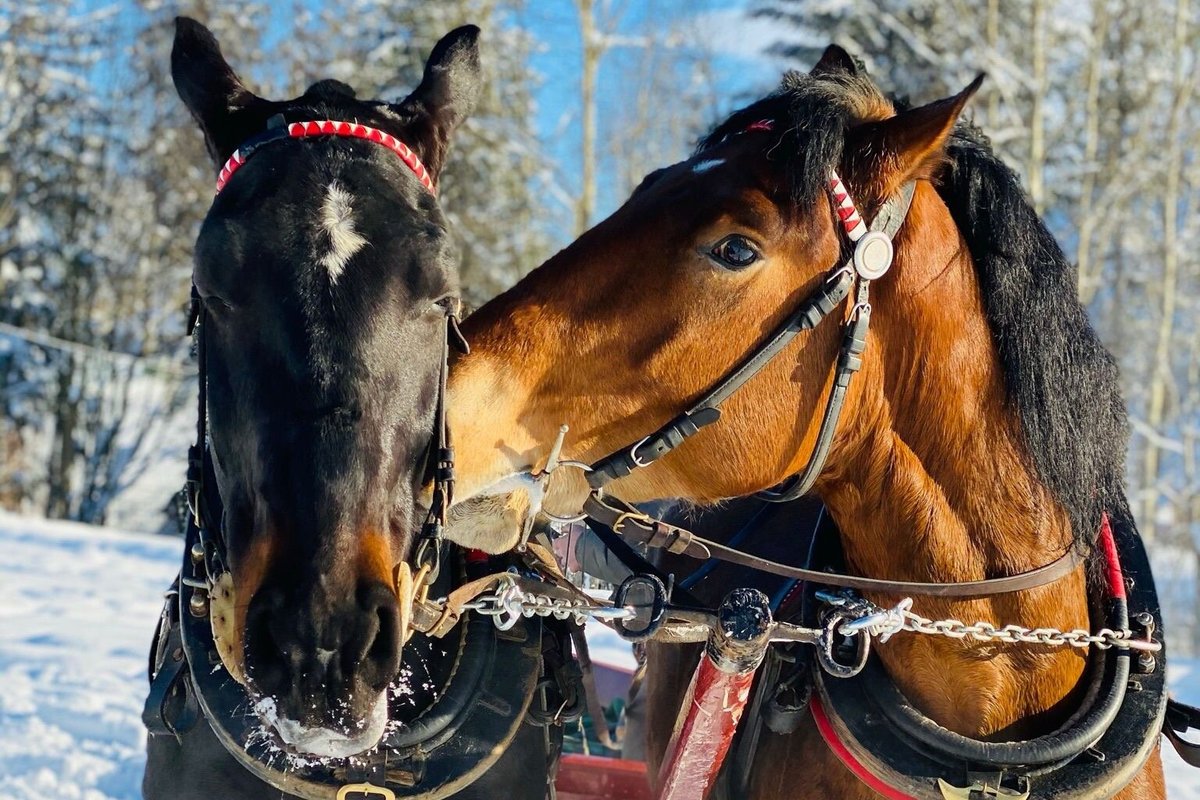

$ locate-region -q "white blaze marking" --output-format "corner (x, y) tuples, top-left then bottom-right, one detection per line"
(693, 158), (724, 174)
(319, 181), (367, 283)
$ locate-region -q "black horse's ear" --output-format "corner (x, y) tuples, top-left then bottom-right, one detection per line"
(392, 25), (482, 179)
(171, 17), (267, 165)
(811, 45), (858, 76)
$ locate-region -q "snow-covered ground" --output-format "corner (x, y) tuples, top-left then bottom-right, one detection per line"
(0, 510), (1196, 798)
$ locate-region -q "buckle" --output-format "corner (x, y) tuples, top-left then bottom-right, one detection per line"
(937, 773), (1030, 799)
(337, 784), (396, 800)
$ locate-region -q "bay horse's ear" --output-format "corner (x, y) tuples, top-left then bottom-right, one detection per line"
(171, 17), (267, 166)
(811, 45), (858, 76)
(845, 75), (984, 203)
(392, 25), (482, 180)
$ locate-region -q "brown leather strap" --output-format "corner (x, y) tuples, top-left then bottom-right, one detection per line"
(583, 494), (1083, 599)
(569, 627), (621, 751)
(1165, 699), (1200, 768)
(411, 572), (512, 638)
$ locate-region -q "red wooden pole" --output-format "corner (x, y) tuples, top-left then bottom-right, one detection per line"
(654, 588), (772, 800)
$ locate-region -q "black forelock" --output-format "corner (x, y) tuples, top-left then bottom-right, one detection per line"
(696, 70), (888, 207)
(938, 124), (1132, 552)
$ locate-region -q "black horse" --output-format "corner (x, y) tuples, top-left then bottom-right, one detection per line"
(144, 19), (552, 800)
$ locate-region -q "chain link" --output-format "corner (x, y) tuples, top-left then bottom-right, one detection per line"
(457, 575), (635, 631)
(453, 578), (1162, 655)
(824, 592), (1163, 653)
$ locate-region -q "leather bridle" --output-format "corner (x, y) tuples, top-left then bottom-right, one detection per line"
(561, 132), (1197, 795)
(586, 172), (912, 498)
(580, 163), (1082, 599)
(145, 116), (555, 798)
(185, 113), (464, 597)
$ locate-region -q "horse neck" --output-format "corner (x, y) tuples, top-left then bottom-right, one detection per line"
(818, 183), (1090, 737)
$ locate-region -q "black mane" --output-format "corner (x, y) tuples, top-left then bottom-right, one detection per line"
(939, 125), (1132, 551)
(701, 72), (1131, 551)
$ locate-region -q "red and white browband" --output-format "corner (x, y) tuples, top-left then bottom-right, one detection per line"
(828, 172), (868, 241)
(215, 119), (435, 195)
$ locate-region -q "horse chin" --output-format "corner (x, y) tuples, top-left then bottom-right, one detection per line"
(446, 491), (531, 553)
(257, 692), (389, 759)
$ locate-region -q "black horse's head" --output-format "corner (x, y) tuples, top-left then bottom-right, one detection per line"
(172, 18), (479, 756)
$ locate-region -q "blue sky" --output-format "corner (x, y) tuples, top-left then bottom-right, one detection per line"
(74, 0), (790, 227)
(514, 0), (785, 222)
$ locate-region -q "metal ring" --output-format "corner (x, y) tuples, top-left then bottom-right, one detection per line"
(613, 574), (668, 642)
(542, 508), (589, 524)
(492, 584), (524, 631)
(816, 610), (871, 678)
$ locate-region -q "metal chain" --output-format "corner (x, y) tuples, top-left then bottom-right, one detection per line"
(457, 575), (635, 631)
(453, 576), (1161, 655)
(823, 592), (1162, 653)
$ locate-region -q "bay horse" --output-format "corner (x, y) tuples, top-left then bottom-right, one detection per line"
(442, 49), (1167, 798)
(144, 18), (551, 800)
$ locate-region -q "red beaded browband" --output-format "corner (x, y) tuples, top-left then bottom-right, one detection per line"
(215, 117), (435, 195)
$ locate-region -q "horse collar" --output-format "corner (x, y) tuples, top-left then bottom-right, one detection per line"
(805, 512), (1172, 799)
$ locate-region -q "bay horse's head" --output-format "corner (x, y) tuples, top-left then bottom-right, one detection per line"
(444, 48), (985, 548)
(172, 18), (479, 755)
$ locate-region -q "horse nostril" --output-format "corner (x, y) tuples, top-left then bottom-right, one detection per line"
(356, 582), (402, 692)
(244, 591), (289, 697)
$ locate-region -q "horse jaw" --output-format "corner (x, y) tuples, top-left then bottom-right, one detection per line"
(255, 692), (388, 759)
(445, 490), (532, 553)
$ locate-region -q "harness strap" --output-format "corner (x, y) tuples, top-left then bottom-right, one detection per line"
(583, 494), (1083, 598)
(761, 182), (914, 503)
(586, 180), (915, 495)
(585, 266), (852, 489)
(143, 578), (200, 739)
(569, 626), (622, 751)
(1165, 699), (1200, 768)
(413, 307), (463, 584)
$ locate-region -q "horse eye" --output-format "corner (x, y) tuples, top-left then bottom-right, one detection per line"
(201, 294), (235, 313)
(710, 235), (760, 270)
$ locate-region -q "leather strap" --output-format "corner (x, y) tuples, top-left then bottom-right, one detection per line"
(584, 494), (1082, 598)
(569, 626), (622, 751)
(761, 180), (915, 503)
(143, 579), (200, 738)
(1165, 698), (1200, 768)
(586, 182), (914, 495)
(586, 268), (852, 489)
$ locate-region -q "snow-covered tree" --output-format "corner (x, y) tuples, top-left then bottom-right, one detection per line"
(293, 0), (555, 306)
